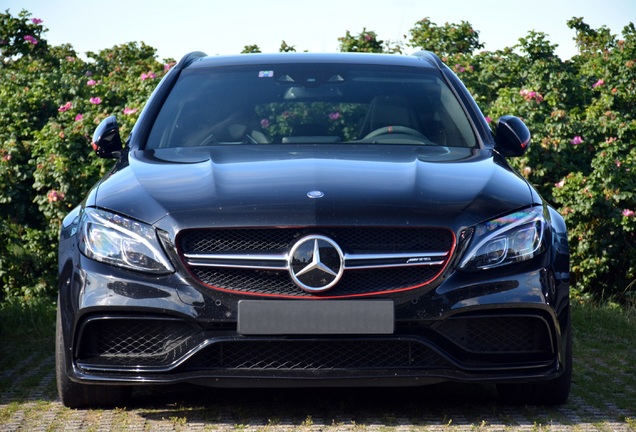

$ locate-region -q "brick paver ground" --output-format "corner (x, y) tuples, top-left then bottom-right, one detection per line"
(1, 352), (634, 431)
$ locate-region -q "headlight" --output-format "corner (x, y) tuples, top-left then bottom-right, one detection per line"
(79, 208), (174, 274)
(459, 207), (545, 270)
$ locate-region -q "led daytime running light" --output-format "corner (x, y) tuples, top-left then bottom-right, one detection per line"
(459, 207), (544, 270)
(80, 208), (174, 274)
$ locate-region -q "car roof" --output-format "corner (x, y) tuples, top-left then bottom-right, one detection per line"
(181, 52), (444, 71)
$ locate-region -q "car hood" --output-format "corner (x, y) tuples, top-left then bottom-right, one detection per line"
(93, 145), (536, 234)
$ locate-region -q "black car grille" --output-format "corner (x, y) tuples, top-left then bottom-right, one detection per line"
(75, 315), (554, 372)
(185, 340), (450, 370)
(180, 227), (452, 254)
(436, 315), (553, 354)
(191, 266), (442, 297)
(178, 227), (454, 297)
(76, 317), (201, 368)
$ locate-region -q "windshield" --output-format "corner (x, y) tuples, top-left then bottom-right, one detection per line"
(145, 63), (478, 148)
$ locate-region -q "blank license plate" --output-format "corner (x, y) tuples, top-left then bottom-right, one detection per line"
(237, 300), (394, 335)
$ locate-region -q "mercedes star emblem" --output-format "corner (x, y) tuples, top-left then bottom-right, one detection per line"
(288, 235), (344, 292)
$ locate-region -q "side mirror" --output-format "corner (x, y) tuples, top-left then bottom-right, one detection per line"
(494, 115), (531, 157)
(92, 116), (123, 158)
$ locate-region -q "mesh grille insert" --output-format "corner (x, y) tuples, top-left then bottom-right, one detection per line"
(436, 315), (553, 354)
(179, 227), (454, 297)
(76, 317), (200, 368)
(74, 316), (555, 373)
(180, 228), (453, 254)
(184, 339), (451, 370)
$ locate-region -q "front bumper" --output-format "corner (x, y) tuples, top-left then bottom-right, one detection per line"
(60, 255), (569, 387)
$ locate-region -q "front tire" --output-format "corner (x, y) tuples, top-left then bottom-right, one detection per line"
(56, 299), (131, 408)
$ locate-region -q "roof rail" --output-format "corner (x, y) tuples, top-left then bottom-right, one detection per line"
(411, 50), (445, 69)
(176, 51), (208, 70)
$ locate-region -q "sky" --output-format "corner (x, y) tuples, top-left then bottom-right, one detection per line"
(3, 0), (635, 61)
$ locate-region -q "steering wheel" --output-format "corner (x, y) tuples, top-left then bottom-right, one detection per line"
(364, 126), (429, 141)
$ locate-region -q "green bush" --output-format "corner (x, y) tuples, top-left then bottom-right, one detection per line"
(406, 17), (636, 302)
(0, 9), (172, 303)
(0, 9), (634, 305)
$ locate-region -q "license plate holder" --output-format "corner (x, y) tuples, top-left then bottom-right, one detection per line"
(237, 300), (394, 335)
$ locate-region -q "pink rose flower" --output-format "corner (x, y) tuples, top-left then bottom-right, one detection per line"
(570, 136), (583, 145)
(123, 107), (138, 115)
(58, 102), (72, 112)
(47, 190), (65, 203)
(592, 79), (604, 88)
(622, 209), (635, 217)
(520, 89), (543, 103)
(23, 35), (38, 45)
(141, 71), (156, 81)
(89, 97), (102, 105)
(87, 79), (97, 86)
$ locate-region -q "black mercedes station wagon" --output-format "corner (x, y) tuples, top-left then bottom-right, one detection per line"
(56, 52), (571, 408)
